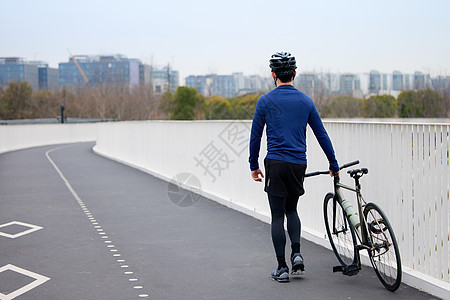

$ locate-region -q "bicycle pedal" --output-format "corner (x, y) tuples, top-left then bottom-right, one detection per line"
(333, 265), (360, 276)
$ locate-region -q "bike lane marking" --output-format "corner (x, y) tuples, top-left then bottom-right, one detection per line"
(0, 264), (50, 300)
(45, 145), (149, 299)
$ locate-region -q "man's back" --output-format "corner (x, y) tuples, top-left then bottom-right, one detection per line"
(256, 85), (313, 164)
(249, 84), (338, 171)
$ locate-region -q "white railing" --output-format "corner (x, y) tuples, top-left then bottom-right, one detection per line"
(94, 120), (450, 298)
(1, 120), (449, 298)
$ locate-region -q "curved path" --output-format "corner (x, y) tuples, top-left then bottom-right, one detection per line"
(0, 143), (436, 299)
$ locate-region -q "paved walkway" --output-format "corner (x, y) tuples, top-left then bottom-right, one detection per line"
(0, 143), (437, 299)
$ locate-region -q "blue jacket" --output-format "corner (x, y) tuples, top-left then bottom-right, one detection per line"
(249, 85), (339, 171)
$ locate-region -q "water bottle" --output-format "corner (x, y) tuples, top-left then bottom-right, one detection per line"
(341, 198), (360, 228)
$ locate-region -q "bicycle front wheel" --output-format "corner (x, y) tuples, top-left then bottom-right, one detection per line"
(364, 203), (402, 291)
(323, 193), (358, 267)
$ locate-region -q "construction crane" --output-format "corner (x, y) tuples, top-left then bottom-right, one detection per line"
(67, 49), (88, 84)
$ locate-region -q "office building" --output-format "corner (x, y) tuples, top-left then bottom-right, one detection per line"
(0, 57), (39, 91)
(59, 54), (141, 88)
(29, 61), (59, 90)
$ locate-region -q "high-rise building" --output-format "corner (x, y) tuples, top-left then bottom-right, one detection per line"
(369, 70), (381, 94)
(186, 75), (209, 96)
(413, 71), (432, 90)
(392, 71), (404, 91)
(296, 73), (320, 97)
(432, 75), (450, 91)
(152, 66), (179, 94)
(59, 54), (141, 88)
(212, 75), (235, 98)
(0, 57), (39, 91)
(404, 74), (412, 90)
(340, 74), (360, 96)
(139, 64), (152, 86)
(186, 73), (269, 97)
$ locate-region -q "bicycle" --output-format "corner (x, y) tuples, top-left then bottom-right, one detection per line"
(305, 160), (402, 291)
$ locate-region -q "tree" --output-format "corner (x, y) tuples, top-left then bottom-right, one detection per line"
(418, 89), (442, 117)
(31, 90), (62, 118)
(432, 76), (450, 117)
(397, 90), (419, 118)
(171, 87), (205, 120)
(0, 85), (4, 119)
(397, 89), (442, 118)
(363, 95), (397, 118)
(229, 94), (260, 119)
(159, 91), (175, 120)
(204, 96), (231, 120)
(321, 96), (364, 118)
(1, 82), (33, 119)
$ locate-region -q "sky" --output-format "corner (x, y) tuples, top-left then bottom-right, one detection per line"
(2, 0), (450, 82)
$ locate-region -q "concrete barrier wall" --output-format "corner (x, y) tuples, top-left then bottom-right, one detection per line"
(0, 123), (98, 154)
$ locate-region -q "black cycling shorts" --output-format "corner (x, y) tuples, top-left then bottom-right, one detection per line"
(264, 158), (306, 197)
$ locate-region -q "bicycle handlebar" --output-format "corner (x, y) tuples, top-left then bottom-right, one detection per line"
(340, 160), (360, 170)
(304, 160), (360, 178)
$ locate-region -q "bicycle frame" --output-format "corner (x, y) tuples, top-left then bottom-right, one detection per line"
(333, 174), (371, 252)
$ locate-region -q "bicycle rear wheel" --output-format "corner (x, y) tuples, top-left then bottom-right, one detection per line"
(364, 203), (402, 291)
(323, 193), (358, 267)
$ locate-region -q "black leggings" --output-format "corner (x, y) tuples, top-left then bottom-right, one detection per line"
(268, 193), (301, 258)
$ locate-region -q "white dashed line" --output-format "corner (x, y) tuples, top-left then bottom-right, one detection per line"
(46, 146), (149, 299)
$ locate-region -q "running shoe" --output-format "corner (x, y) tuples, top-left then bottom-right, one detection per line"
(291, 253), (305, 275)
(271, 266), (289, 282)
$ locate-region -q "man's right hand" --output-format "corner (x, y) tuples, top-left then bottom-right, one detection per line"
(251, 169), (264, 182)
(329, 170), (340, 181)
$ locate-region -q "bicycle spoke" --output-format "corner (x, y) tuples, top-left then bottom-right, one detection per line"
(324, 194), (358, 267)
(364, 203), (402, 291)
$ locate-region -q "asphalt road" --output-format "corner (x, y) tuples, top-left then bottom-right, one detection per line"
(0, 142), (438, 299)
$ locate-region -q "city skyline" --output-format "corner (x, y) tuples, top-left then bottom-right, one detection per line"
(2, 0), (449, 81)
(2, 53), (447, 99)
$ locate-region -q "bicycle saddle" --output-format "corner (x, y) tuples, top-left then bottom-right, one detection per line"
(347, 168), (368, 178)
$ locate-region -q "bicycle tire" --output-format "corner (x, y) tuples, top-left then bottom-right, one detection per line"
(364, 203), (402, 291)
(323, 193), (358, 267)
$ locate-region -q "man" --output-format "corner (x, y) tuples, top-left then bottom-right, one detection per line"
(249, 52), (339, 282)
